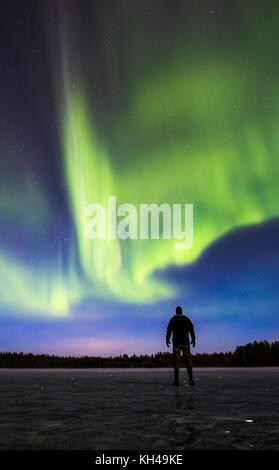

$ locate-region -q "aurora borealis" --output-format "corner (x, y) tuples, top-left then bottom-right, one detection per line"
(0, 0), (279, 355)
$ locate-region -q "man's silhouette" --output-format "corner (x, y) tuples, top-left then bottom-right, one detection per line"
(166, 306), (195, 386)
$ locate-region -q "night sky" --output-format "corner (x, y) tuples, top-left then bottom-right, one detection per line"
(0, 0), (279, 356)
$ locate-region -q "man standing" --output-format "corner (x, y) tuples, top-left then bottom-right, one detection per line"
(166, 306), (195, 386)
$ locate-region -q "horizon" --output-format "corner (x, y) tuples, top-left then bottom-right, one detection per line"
(0, 337), (276, 359)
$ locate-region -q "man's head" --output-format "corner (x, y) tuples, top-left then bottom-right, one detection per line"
(175, 306), (182, 315)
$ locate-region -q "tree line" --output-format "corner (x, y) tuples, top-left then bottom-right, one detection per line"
(0, 340), (278, 368)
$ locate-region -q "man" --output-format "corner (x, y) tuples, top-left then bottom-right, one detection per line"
(166, 306), (195, 386)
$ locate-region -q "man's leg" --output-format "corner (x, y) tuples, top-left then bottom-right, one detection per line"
(173, 346), (180, 385)
(186, 364), (194, 385)
(182, 346), (194, 385)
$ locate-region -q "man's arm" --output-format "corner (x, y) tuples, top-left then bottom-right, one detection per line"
(166, 317), (174, 347)
(188, 318), (196, 347)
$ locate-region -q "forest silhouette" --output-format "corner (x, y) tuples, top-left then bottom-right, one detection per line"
(0, 340), (278, 368)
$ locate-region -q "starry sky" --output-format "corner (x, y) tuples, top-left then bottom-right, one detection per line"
(0, 0), (279, 356)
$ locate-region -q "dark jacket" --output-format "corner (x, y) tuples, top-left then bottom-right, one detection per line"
(166, 314), (195, 346)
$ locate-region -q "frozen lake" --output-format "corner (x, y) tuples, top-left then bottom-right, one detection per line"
(0, 367), (278, 450)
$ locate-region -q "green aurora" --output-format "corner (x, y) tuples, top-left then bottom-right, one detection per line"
(1, 1), (279, 316)
(61, 59), (279, 307)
